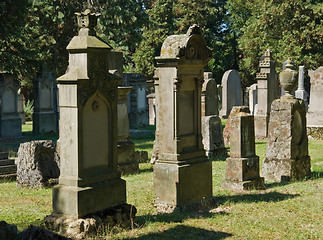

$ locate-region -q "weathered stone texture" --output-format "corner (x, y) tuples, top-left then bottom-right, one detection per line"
(16, 140), (60, 188)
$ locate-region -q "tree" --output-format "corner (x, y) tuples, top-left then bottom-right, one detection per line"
(227, 0), (323, 86)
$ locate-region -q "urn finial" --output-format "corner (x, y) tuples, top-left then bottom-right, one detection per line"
(75, 9), (101, 36)
(279, 58), (297, 98)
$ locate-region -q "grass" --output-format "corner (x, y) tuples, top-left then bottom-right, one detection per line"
(0, 122), (322, 239)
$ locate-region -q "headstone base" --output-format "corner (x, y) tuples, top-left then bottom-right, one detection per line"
(154, 158), (212, 212)
(44, 203), (136, 240)
(117, 141), (138, 175)
(53, 178), (126, 217)
(33, 112), (57, 134)
(262, 156), (311, 182)
(221, 178), (265, 191)
(254, 115), (269, 140)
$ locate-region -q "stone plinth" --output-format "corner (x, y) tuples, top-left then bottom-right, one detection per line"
(0, 73), (22, 138)
(262, 97), (311, 181)
(254, 50), (279, 139)
(117, 87), (138, 175)
(219, 70), (241, 118)
(153, 25), (213, 211)
(47, 10), (127, 221)
(222, 108), (264, 191)
(33, 67), (58, 134)
(16, 140), (60, 188)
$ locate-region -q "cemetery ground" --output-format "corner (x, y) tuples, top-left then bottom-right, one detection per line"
(0, 122), (322, 239)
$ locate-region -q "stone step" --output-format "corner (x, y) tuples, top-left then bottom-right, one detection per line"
(0, 152), (9, 160)
(0, 159), (15, 166)
(0, 165), (17, 175)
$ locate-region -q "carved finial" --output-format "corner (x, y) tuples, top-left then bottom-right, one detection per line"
(187, 24), (202, 36)
(75, 9), (101, 36)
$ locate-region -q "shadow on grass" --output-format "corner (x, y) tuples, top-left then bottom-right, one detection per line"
(310, 171), (323, 179)
(127, 225), (232, 240)
(138, 167), (153, 174)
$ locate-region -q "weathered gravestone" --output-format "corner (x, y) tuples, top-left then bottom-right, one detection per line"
(147, 93), (155, 125)
(0, 73), (22, 138)
(248, 83), (258, 115)
(307, 67), (323, 139)
(117, 86), (138, 174)
(254, 49), (279, 139)
(153, 25), (213, 212)
(123, 73), (148, 128)
(16, 140), (60, 188)
(33, 66), (58, 134)
(201, 72), (226, 157)
(222, 107), (264, 190)
(219, 70), (241, 118)
(44, 10), (135, 238)
(295, 66), (308, 104)
(262, 59), (311, 182)
(17, 89), (25, 124)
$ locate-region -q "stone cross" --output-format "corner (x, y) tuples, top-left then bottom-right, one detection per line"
(153, 25), (213, 211)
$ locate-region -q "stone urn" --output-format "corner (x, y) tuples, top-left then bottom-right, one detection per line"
(280, 58), (298, 97)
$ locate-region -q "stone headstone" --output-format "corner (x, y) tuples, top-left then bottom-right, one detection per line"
(307, 67), (323, 131)
(123, 73), (148, 128)
(0, 73), (22, 138)
(201, 72), (226, 157)
(117, 87), (138, 174)
(17, 89), (25, 124)
(295, 66), (308, 104)
(17, 140), (60, 188)
(223, 106), (250, 147)
(219, 70), (241, 118)
(254, 49), (279, 139)
(47, 9), (128, 222)
(222, 107), (264, 190)
(153, 25), (213, 211)
(147, 93), (155, 125)
(262, 61), (311, 182)
(33, 66), (58, 134)
(248, 83), (258, 115)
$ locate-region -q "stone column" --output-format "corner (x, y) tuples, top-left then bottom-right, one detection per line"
(33, 65), (57, 134)
(254, 49), (279, 139)
(47, 9), (127, 220)
(295, 66), (308, 105)
(222, 107), (264, 190)
(262, 59), (311, 181)
(201, 72), (226, 157)
(0, 73), (22, 138)
(117, 87), (138, 174)
(153, 25), (213, 211)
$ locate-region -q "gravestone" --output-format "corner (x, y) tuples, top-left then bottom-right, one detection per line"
(262, 59), (311, 181)
(17, 89), (25, 124)
(307, 67), (323, 139)
(254, 49), (279, 139)
(153, 25), (213, 212)
(45, 10), (134, 237)
(222, 107), (264, 190)
(16, 140), (60, 188)
(123, 73), (148, 128)
(248, 83), (258, 115)
(147, 93), (155, 125)
(219, 70), (241, 118)
(117, 87), (138, 174)
(0, 152), (16, 178)
(0, 73), (22, 138)
(33, 66), (58, 134)
(201, 72), (226, 157)
(295, 66), (308, 104)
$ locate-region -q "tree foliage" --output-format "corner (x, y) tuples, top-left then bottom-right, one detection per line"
(227, 0), (323, 86)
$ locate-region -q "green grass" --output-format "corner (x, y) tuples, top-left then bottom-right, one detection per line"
(0, 123), (322, 239)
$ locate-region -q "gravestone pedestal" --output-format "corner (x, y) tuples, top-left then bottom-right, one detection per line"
(153, 25), (212, 212)
(262, 97), (311, 181)
(222, 108), (264, 191)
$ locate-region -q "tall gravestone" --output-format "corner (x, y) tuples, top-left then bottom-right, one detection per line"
(0, 73), (22, 138)
(254, 49), (279, 139)
(262, 59), (311, 181)
(123, 73), (148, 128)
(248, 83), (258, 115)
(295, 66), (308, 104)
(153, 25), (212, 211)
(45, 10), (131, 236)
(147, 93), (155, 125)
(33, 66), (58, 134)
(219, 70), (241, 118)
(307, 67), (323, 139)
(222, 107), (264, 190)
(117, 86), (138, 174)
(17, 89), (25, 124)
(201, 72), (226, 157)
